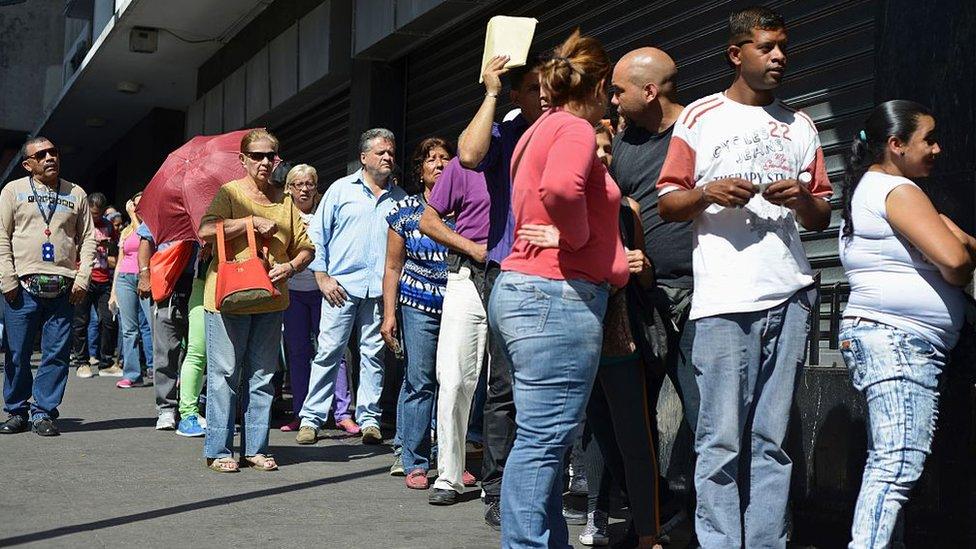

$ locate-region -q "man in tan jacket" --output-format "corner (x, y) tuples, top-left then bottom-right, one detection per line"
(0, 136), (95, 436)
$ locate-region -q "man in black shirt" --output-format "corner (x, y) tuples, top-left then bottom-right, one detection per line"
(610, 46), (699, 528)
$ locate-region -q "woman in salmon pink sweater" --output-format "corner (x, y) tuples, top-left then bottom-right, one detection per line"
(487, 29), (629, 548)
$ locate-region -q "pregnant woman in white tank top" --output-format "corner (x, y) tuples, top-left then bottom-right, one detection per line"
(838, 100), (976, 548)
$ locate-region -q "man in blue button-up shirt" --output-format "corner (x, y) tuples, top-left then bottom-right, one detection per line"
(297, 128), (406, 445)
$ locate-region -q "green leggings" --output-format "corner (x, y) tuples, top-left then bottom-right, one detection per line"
(178, 278), (206, 418)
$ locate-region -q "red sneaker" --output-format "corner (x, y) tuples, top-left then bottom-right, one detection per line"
(336, 418), (361, 435)
(116, 379), (136, 389)
(462, 470), (477, 487)
(405, 468), (429, 490)
(279, 419), (300, 432)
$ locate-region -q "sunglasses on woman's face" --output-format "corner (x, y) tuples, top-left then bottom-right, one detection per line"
(243, 151), (277, 163)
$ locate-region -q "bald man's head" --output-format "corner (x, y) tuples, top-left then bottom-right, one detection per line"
(620, 48), (677, 93)
(611, 47), (679, 127)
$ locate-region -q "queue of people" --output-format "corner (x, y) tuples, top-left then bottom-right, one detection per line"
(1, 5), (971, 549)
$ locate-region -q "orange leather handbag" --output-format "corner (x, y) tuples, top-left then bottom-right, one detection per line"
(214, 217), (279, 312)
(149, 240), (193, 302)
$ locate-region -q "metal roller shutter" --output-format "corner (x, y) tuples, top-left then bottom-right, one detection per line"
(404, 0), (877, 355)
(271, 85), (352, 188)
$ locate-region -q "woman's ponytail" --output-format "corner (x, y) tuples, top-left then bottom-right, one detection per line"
(841, 100), (933, 239)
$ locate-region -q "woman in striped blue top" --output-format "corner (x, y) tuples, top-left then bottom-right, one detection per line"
(381, 137), (454, 488)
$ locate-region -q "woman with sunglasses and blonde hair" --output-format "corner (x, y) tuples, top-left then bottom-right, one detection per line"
(197, 129), (314, 472)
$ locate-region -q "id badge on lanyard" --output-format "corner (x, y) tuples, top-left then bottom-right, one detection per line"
(30, 178), (58, 262)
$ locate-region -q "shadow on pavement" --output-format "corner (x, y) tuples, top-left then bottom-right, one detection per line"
(270, 442), (393, 464)
(457, 490), (481, 504)
(56, 417), (157, 432)
(0, 465), (390, 547)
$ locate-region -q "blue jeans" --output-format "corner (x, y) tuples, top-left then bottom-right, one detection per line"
(3, 289), (73, 421)
(116, 273), (153, 381)
(489, 272), (608, 548)
(692, 288), (812, 549)
(203, 310), (282, 459)
(840, 319), (945, 549)
(399, 304), (441, 471)
(87, 304), (99, 359)
(300, 295), (385, 430)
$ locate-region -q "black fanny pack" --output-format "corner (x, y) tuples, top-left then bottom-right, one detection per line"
(21, 274), (71, 298)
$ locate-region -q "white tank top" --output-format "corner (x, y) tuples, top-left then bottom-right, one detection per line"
(839, 171), (965, 351)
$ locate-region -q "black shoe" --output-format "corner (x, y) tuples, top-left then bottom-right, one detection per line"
(484, 497), (501, 531)
(33, 418), (60, 437)
(562, 503), (586, 525)
(0, 415), (28, 434)
(428, 488), (458, 506)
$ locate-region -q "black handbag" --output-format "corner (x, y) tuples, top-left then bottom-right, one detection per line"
(617, 203), (669, 376)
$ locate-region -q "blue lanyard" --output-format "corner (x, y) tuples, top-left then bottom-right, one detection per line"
(29, 178), (59, 239)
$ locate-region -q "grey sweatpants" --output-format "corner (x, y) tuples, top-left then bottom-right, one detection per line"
(152, 274), (193, 416)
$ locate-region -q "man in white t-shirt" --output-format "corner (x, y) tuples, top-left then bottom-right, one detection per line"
(657, 7), (832, 548)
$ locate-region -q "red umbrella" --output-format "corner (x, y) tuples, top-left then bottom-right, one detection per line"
(137, 129), (253, 243)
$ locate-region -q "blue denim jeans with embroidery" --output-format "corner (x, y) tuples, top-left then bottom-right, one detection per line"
(840, 319), (946, 549)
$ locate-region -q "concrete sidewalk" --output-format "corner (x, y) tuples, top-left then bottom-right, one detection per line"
(0, 369), (510, 549)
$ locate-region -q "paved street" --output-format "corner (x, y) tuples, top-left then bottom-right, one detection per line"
(0, 366), (522, 549)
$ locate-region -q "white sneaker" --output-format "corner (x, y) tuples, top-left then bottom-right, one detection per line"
(579, 510), (609, 546)
(155, 413), (177, 431)
(75, 365), (96, 378)
(99, 364), (124, 377)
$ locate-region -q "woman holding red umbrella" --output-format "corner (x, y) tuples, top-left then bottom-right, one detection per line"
(197, 129), (314, 472)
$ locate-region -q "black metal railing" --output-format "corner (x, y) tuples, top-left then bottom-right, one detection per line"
(808, 273), (850, 366)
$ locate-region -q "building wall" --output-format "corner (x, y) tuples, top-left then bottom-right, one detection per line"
(80, 108), (186, 205)
(189, 0), (352, 139)
(0, 0), (66, 142)
(196, 0), (326, 97)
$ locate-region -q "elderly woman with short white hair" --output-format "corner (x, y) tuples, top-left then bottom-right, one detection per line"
(279, 164), (359, 434)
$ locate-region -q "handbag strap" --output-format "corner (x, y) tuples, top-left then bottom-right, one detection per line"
(216, 220), (227, 263)
(215, 216), (259, 264)
(244, 216), (259, 258)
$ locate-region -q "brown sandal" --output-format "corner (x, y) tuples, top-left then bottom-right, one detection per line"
(241, 454), (278, 471)
(207, 457), (239, 473)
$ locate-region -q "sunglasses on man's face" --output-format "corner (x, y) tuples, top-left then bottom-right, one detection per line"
(243, 151), (277, 163)
(25, 147), (60, 162)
